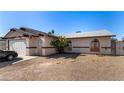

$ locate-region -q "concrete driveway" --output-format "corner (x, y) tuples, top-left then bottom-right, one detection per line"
(0, 56), (37, 68)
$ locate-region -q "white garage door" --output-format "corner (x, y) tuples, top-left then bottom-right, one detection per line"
(9, 39), (27, 55)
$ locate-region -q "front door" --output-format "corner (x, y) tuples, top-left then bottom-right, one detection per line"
(90, 39), (100, 52)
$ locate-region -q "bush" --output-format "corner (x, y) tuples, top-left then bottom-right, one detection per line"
(51, 36), (71, 53)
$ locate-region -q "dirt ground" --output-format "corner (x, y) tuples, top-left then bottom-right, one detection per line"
(0, 54), (124, 81)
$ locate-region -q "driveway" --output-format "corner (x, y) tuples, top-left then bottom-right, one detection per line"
(0, 56), (37, 68)
(0, 54), (124, 80)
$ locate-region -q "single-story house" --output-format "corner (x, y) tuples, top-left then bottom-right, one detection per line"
(3, 27), (124, 56)
(4, 27), (57, 56)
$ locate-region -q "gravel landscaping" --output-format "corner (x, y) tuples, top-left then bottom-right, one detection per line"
(0, 54), (124, 81)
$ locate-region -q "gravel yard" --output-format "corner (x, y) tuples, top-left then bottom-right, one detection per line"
(0, 54), (124, 81)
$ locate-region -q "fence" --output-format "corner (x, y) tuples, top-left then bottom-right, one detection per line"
(0, 40), (6, 50)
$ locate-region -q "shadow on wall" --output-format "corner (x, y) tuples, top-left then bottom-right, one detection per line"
(45, 53), (83, 59)
(0, 57), (23, 68)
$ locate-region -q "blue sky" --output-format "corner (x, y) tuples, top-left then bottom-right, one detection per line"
(0, 11), (123, 40)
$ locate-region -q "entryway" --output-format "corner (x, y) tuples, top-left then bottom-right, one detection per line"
(90, 39), (100, 52)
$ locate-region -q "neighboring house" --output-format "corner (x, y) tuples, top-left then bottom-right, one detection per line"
(65, 30), (116, 55)
(4, 27), (57, 56)
(0, 37), (6, 50)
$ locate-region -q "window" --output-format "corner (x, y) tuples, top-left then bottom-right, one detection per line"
(36, 38), (43, 48)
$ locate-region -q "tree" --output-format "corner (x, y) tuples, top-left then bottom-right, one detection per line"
(51, 29), (54, 34)
(48, 29), (55, 35)
(76, 31), (81, 33)
(51, 36), (71, 53)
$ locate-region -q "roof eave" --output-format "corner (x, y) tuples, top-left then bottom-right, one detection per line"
(66, 35), (116, 39)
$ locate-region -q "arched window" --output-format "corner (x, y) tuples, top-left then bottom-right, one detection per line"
(90, 39), (100, 52)
(36, 38), (43, 48)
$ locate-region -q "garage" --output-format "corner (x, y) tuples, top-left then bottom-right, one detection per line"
(9, 39), (27, 55)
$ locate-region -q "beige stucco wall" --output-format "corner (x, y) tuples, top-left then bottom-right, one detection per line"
(28, 36), (56, 56)
(42, 48), (56, 56)
(28, 37), (38, 56)
(43, 36), (57, 56)
(28, 36), (44, 56)
(44, 36), (55, 46)
(67, 37), (112, 55)
(99, 37), (112, 54)
(116, 41), (124, 55)
(26, 38), (30, 56)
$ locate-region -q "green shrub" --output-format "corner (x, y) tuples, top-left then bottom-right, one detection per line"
(51, 36), (71, 53)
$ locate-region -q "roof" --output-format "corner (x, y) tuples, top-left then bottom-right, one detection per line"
(66, 29), (116, 39)
(4, 27), (58, 38)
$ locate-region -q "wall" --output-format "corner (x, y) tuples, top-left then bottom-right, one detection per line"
(67, 37), (112, 54)
(5, 35), (56, 56)
(28, 37), (38, 56)
(0, 40), (6, 50)
(5, 36), (113, 56)
(99, 37), (112, 54)
(28, 36), (45, 56)
(43, 36), (57, 56)
(116, 41), (124, 55)
(42, 48), (56, 56)
(28, 36), (56, 56)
